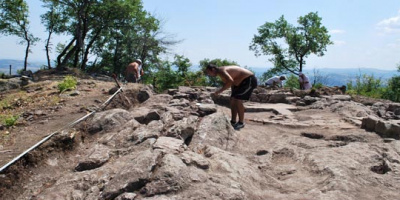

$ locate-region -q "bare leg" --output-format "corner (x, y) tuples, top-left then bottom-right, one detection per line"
(230, 98), (238, 122)
(237, 99), (245, 123)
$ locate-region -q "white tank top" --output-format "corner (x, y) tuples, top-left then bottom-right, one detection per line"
(138, 64), (142, 79)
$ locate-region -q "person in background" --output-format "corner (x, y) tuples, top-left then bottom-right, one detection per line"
(204, 64), (258, 130)
(264, 75), (286, 88)
(125, 59), (143, 83)
(298, 72), (312, 90)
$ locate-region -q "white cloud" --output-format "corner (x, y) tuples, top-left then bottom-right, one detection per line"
(329, 29), (346, 34)
(377, 10), (400, 33)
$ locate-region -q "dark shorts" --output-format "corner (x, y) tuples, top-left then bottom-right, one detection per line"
(231, 75), (258, 100)
(126, 74), (138, 83)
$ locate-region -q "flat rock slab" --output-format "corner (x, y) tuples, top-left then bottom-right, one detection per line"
(153, 136), (186, 153)
(244, 102), (297, 116)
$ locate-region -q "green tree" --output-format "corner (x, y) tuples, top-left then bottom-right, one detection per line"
(173, 54), (191, 77)
(173, 55), (207, 87)
(40, 0), (177, 74)
(250, 12), (332, 77)
(346, 73), (384, 99)
(149, 55), (207, 92)
(41, 0), (68, 69)
(382, 76), (400, 102)
(382, 64), (400, 102)
(90, 1), (179, 75)
(151, 60), (179, 92)
(0, 0), (40, 71)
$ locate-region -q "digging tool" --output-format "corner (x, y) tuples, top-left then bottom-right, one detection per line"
(112, 73), (122, 89)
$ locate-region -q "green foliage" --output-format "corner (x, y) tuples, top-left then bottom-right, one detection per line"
(147, 56), (238, 93)
(173, 55), (191, 78)
(174, 54), (208, 87)
(41, 0), (179, 73)
(0, 0), (29, 36)
(382, 76), (400, 102)
(185, 71), (208, 86)
(284, 74), (300, 89)
(250, 12), (332, 75)
(0, 0), (40, 71)
(152, 62), (179, 92)
(3, 114), (19, 127)
(58, 75), (77, 93)
(16, 69), (23, 75)
(313, 83), (324, 89)
(346, 74), (384, 99)
(346, 71), (400, 102)
(148, 55), (207, 92)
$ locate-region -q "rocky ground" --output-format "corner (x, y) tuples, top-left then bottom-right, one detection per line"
(0, 72), (400, 200)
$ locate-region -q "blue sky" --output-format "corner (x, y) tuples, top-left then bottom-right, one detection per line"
(1, 0), (400, 70)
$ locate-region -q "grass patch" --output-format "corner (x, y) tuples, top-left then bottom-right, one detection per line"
(1, 114), (19, 127)
(0, 91), (31, 111)
(58, 75), (77, 93)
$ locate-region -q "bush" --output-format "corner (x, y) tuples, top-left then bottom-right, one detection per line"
(58, 75), (77, 93)
(382, 76), (400, 102)
(313, 82), (324, 89)
(17, 69), (23, 75)
(346, 74), (383, 98)
(284, 74), (300, 89)
(3, 115), (19, 127)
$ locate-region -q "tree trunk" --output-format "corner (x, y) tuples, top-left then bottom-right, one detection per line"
(57, 38), (76, 70)
(45, 31), (53, 69)
(81, 30), (101, 71)
(74, 0), (91, 70)
(23, 29), (30, 72)
(24, 41), (30, 72)
(299, 57), (303, 72)
(61, 46), (78, 69)
(73, 21), (83, 68)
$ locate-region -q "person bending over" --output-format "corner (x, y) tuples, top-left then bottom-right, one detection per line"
(125, 59), (143, 83)
(265, 75), (286, 88)
(298, 72), (312, 90)
(205, 64), (257, 130)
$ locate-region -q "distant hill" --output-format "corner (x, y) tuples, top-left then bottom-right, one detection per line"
(249, 67), (400, 86)
(0, 59), (44, 75)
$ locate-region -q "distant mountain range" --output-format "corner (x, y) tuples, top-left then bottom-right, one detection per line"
(2, 59), (399, 86)
(250, 67), (400, 86)
(0, 59), (44, 75)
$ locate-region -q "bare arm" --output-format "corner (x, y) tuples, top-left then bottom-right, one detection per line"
(134, 64), (139, 79)
(215, 69), (234, 95)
